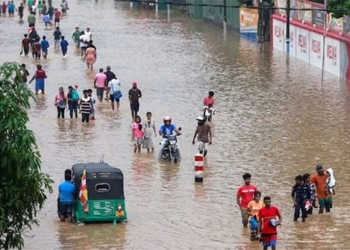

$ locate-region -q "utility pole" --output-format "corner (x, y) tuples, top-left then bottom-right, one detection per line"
(286, 0), (290, 53)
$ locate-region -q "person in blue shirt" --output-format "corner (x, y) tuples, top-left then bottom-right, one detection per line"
(60, 36), (69, 57)
(7, 1), (15, 16)
(159, 116), (181, 158)
(40, 36), (49, 59)
(58, 169), (76, 222)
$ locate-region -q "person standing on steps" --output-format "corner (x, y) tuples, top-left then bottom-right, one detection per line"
(236, 173), (258, 228)
(129, 82), (142, 120)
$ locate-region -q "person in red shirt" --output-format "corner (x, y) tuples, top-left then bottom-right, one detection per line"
(54, 8), (62, 27)
(257, 196), (282, 250)
(21, 34), (30, 56)
(236, 173), (258, 227)
(203, 91), (215, 108)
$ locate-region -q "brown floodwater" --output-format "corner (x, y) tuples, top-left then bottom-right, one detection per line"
(1, 1), (350, 249)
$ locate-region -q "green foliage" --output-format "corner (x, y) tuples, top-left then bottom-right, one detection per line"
(328, 0), (350, 19)
(0, 62), (53, 250)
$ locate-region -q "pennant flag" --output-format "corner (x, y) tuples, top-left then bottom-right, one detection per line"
(79, 168), (88, 213)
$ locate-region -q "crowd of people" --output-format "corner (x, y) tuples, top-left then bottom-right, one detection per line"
(236, 163), (336, 250)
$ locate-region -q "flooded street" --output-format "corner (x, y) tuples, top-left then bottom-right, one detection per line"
(1, 0), (350, 249)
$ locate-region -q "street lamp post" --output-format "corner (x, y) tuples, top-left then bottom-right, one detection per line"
(286, 0), (290, 53)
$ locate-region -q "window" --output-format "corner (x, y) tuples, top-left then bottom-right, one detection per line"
(95, 183), (110, 193)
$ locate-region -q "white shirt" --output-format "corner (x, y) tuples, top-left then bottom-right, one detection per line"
(108, 79), (121, 94)
(85, 31), (92, 41)
(79, 34), (89, 47)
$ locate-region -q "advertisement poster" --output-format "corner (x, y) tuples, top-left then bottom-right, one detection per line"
(324, 36), (340, 76)
(309, 31), (324, 68)
(312, 6), (326, 27)
(275, 0), (286, 15)
(289, 25), (297, 57)
(327, 13), (343, 32)
(296, 26), (309, 63)
(240, 7), (258, 39)
(273, 19), (285, 52)
(297, 1), (312, 22)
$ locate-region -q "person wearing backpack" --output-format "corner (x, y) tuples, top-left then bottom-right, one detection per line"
(67, 85), (79, 118)
(54, 87), (67, 119)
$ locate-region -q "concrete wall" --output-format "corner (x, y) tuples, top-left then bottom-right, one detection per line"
(188, 0), (241, 30)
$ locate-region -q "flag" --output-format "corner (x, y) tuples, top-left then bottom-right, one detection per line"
(79, 168), (88, 213)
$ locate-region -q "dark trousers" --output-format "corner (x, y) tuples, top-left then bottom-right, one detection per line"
(57, 107), (65, 118)
(23, 47), (29, 56)
(82, 113), (89, 123)
(294, 201), (307, 219)
(69, 102), (78, 118)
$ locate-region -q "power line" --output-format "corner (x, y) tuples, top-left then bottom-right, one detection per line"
(115, 0), (349, 13)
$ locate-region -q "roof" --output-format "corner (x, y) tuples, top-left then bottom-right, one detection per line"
(72, 162), (123, 179)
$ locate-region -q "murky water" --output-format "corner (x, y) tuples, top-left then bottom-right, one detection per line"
(1, 1), (350, 249)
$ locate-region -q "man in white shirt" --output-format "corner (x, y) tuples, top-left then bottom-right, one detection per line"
(79, 31), (89, 57)
(107, 77), (121, 111)
(85, 28), (92, 41)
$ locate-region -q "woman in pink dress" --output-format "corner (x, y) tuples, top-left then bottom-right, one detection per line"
(85, 46), (96, 70)
(131, 115), (144, 153)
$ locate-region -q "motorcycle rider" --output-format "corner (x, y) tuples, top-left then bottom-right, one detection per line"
(203, 91), (215, 108)
(192, 116), (212, 157)
(159, 116), (181, 159)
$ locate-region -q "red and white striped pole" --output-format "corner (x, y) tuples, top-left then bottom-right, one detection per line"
(194, 154), (204, 182)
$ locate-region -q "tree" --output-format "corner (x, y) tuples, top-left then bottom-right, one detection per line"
(328, 0), (350, 19)
(0, 62), (53, 249)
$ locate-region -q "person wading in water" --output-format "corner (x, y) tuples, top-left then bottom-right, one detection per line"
(129, 82), (142, 120)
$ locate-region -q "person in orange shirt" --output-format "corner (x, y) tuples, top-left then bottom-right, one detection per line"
(247, 191), (264, 240)
(311, 164), (331, 214)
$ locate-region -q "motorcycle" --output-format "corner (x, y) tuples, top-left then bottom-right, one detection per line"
(159, 128), (182, 163)
(203, 106), (215, 121)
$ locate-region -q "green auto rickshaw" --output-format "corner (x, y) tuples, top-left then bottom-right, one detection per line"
(71, 162), (127, 223)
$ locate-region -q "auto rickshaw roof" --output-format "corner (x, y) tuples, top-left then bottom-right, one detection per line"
(72, 162), (123, 180)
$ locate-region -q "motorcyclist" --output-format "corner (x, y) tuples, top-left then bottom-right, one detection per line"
(192, 115), (212, 157)
(203, 91), (215, 108)
(159, 116), (181, 158)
